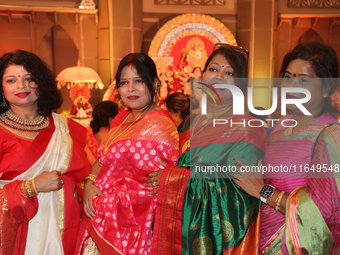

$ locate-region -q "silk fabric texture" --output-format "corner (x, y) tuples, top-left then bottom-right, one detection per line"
(0, 113), (91, 255)
(153, 114), (267, 255)
(260, 113), (340, 254)
(76, 109), (179, 254)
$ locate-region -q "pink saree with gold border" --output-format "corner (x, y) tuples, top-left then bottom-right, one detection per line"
(76, 109), (179, 255)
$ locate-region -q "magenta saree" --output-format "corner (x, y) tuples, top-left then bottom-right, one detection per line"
(76, 109), (179, 254)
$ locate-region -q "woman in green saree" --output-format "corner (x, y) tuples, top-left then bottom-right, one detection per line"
(148, 45), (267, 254)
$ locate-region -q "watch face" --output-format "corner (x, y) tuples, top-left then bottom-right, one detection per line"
(260, 185), (274, 199)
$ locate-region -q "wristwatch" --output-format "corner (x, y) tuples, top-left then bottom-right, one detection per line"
(259, 184), (275, 204)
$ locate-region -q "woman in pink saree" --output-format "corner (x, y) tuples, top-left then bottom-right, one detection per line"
(230, 42), (340, 254)
(76, 53), (179, 254)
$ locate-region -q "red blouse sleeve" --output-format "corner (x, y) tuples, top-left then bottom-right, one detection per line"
(0, 126), (32, 178)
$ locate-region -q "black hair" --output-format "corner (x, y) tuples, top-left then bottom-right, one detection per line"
(202, 46), (248, 91)
(115, 53), (159, 110)
(0, 50), (62, 115)
(280, 42), (339, 116)
(165, 92), (190, 120)
(90, 101), (119, 135)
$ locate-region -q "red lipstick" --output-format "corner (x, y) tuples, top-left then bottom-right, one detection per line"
(15, 92), (30, 98)
(127, 96), (139, 100)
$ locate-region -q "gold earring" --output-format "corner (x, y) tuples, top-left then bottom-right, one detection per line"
(153, 95), (157, 103)
(117, 96), (127, 108)
(323, 93), (328, 98)
(1, 94), (8, 108)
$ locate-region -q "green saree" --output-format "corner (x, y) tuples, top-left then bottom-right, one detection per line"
(153, 114), (267, 255)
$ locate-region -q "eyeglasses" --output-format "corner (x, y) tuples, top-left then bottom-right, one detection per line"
(213, 43), (249, 66)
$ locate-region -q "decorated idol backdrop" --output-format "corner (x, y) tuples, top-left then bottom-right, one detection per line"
(148, 13), (238, 99)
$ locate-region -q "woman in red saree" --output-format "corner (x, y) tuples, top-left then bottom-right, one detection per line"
(150, 45), (267, 254)
(0, 50), (91, 254)
(230, 42), (340, 254)
(77, 53), (179, 254)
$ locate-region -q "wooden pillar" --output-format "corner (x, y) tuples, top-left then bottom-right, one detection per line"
(98, 0), (143, 87)
(237, 0), (276, 110)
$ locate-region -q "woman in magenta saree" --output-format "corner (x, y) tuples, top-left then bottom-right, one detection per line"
(230, 42), (340, 254)
(76, 53), (179, 254)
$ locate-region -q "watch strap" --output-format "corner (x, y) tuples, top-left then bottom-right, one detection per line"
(260, 196), (267, 203)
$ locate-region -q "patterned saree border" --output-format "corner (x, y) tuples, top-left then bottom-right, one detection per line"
(223, 209), (261, 255)
(260, 224), (285, 254)
(86, 216), (124, 255)
(104, 113), (179, 155)
(152, 164), (191, 255)
(286, 187), (303, 255)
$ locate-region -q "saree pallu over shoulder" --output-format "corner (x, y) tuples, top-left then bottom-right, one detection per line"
(77, 109), (179, 255)
(102, 109), (179, 156)
(0, 114), (89, 255)
(262, 122), (340, 255)
(153, 114), (267, 255)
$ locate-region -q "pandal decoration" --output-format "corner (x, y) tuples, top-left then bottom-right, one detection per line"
(185, 37), (208, 72)
(0, 109), (49, 132)
(148, 13), (237, 58)
(70, 86), (93, 119)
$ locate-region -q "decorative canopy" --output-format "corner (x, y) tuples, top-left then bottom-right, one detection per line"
(56, 61), (104, 90)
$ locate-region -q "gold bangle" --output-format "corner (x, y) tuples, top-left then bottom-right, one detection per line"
(22, 180), (29, 198)
(31, 178), (39, 196)
(275, 191), (285, 211)
(23, 180), (34, 198)
(85, 174), (96, 183)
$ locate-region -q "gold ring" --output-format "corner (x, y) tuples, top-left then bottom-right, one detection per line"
(84, 204), (87, 207)
(153, 181), (157, 187)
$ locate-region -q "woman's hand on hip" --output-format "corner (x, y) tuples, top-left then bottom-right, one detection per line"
(83, 180), (103, 219)
(228, 159), (264, 199)
(34, 170), (64, 193)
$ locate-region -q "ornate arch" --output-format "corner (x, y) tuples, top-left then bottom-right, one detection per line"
(148, 13), (237, 57)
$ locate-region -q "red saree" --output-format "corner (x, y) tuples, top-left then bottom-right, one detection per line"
(0, 114), (91, 255)
(76, 109), (179, 255)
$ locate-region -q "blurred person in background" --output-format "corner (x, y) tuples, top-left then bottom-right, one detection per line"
(85, 101), (119, 164)
(165, 92), (190, 126)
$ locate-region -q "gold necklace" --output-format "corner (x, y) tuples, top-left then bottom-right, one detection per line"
(104, 111), (144, 154)
(0, 109), (49, 132)
(191, 105), (233, 138)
